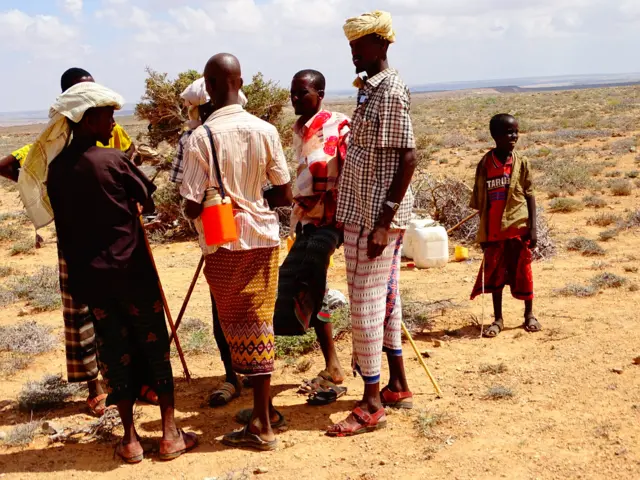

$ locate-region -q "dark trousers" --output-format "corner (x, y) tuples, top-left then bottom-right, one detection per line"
(210, 292), (234, 379)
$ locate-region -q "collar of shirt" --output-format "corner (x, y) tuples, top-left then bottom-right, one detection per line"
(206, 104), (244, 123)
(491, 150), (514, 168)
(364, 68), (398, 91)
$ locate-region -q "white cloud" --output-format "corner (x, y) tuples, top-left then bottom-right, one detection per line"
(60, 0), (83, 18)
(169, 6), (215, 33)
(0, 9), (79, 56)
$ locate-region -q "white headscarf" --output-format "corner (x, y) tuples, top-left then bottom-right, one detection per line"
(18, 82), (124, 228)
(180, 77), (248, 128)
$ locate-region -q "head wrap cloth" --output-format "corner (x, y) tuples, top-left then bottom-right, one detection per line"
(18, 82), (124, 228)
(181, 77), (248, 129)
(343, 10), (396, 43)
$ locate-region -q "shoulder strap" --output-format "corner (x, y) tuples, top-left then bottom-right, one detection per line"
(202, 124), (227, 199)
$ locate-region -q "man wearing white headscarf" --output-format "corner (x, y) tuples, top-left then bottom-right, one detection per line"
(328, 10), (418, 437)
(46, 82), (197, 463)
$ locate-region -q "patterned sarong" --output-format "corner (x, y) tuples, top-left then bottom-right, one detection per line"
(58, 245), (99, 383)
(344, 224), (404, 384)
(90, 286), (174, 406)
(203, 247), (278, 376)
(470, 237), (534, 301)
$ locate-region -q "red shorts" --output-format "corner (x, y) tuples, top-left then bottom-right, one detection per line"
(470, 237), (534, 301)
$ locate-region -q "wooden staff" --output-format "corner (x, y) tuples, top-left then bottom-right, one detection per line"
(169, 255), (205, 345)
(447, 211), (479, 235)
(140, 218), (191, 382)
(401, 321), (443, 398)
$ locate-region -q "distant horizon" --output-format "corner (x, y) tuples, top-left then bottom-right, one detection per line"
(0, 70), (638, 125)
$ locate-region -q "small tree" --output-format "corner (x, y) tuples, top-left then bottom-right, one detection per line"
(135, 68), (201, 147)
(136, 68), (292, 147)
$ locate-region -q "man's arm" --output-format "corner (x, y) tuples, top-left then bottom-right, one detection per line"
(0, 154), (19, 182)
(185, 200), (203, 220)
(368, 148), (417, 259)
(525, 195), (537, 249)
(264, 183), (293, 209)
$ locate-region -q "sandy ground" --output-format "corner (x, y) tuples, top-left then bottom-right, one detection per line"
(1, 120), (640, 480)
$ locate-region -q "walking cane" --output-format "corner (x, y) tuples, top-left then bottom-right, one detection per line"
(140, 218), (192, 382)
(401, 321), (443, 398)
(169, 255), (205, 345)
(480, 255), (486, 338)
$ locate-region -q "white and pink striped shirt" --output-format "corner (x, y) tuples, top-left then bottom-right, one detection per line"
(180, 104), (291, 254)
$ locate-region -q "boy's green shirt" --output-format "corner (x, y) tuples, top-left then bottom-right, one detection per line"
(469, 150), (534, 243)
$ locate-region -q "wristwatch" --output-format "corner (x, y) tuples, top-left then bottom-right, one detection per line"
(385, 200), (401, 212)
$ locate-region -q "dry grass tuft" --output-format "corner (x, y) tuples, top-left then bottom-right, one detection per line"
(549, 197), (584, 213)
(18, 374), (82, 412)
(555, 283), (599, 298)
(9, 267), (61, 313)
(2, 420), (40, 447)
(177, 318), (216, 355)
(484, 385), (515, 400)
(591, 272), (627, 289)
(583, 195), (607, 209)
(588, 212), (621, 227)
(479, 363), (508, 375)
(413, 409), (450, 439)
(609, 179), (633, 196)
(10, 238), (35, 256)
(566, 237), (606, 256)
(0, 321), (57, 355)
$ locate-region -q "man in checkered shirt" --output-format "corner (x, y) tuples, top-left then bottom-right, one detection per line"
(328, 10), (418, 437)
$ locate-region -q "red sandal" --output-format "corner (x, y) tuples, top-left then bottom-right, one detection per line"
(380, 386), (413, 409)
(326, 407), (387, 437)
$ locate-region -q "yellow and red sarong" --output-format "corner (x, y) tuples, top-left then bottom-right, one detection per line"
(204, 247), (278, 375)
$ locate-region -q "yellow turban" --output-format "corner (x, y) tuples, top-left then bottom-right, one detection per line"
(343, 10), (395, 43)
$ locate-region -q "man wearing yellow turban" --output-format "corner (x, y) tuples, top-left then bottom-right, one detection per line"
(328, 11), (418, 437)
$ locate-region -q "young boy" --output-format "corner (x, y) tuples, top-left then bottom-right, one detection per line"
(470, 114), (542, 338)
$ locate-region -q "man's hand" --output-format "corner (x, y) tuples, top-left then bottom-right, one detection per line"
(367, 225), (389, 259)
(524, 231), (538, 250)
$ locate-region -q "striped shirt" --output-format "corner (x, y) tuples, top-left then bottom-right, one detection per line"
(180, 104), (290, 254)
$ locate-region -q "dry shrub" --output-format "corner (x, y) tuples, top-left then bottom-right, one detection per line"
(0, 321), (57, 355)
(0, 265), (15, 277)
(626, 170), (640, 179)
(10, 238), (35, 256)
(535, 158), (596, 193)
(151, 175), (194, 235)
(599, 229), (619, 242)
(591, 272), (627, 289)
(555, 283), (599, 298)
(567, 237), (606, 256)
(9, 267), (61, 313)
(484, 385), (515, 400)
(609, 179), (633, 196)
(625, 209), (640, 228)
(414, 409), (450, 439)
(412, 175), (478, 242)
(18, 374), (82, 412)
(588, 212), (621, 227)
(0, 225), (23, 242)
(178, 318), (216, 356)
(549, 197), (584, 213)
(0, 353), (30, 377)
(2, 420), (40, 447)
(0, 286), (16, 307)
(403, 299), (457, 333)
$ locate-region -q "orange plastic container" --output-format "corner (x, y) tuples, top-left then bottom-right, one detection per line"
(201, 188), (237, 246)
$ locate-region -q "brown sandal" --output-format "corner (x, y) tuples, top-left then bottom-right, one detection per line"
(326, 407), (387, 437)
(114, 440), (144, 464)
(159, 430), (198, 461)
(87, 394), (108, 416)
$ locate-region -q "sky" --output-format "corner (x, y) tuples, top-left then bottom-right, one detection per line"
(0, 0), (639, 112)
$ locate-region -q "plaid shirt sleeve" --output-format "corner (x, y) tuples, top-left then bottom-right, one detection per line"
(377, 84), (416, 149)
(265, 129), (291, 187)
(180, 131), (210, 204)
(169, 131), (189, 184)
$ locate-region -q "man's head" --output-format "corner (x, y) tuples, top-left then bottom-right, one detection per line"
(350, 34), (390, 74)
(490, 114), (519, 152)
(203, 54), (243, 107)
(290, 70), (326, 117)
(344, 10), (395, 74)
(71, 106), (115, 145)
(60, 68), (94, 92)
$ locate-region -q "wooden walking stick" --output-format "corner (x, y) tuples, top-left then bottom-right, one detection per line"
(169, 255), (205, 345)
(401, 321), (443, 398)
(140, 218), (191, 382)
(480, 255), (486, 338)
(447, 211), (479, 236)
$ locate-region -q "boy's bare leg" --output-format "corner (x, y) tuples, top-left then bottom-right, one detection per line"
(484, 291), (504, 337)
(314, 322), (345, 383)
(87, 379), (104, 398)
(386, 352), (410, 393)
